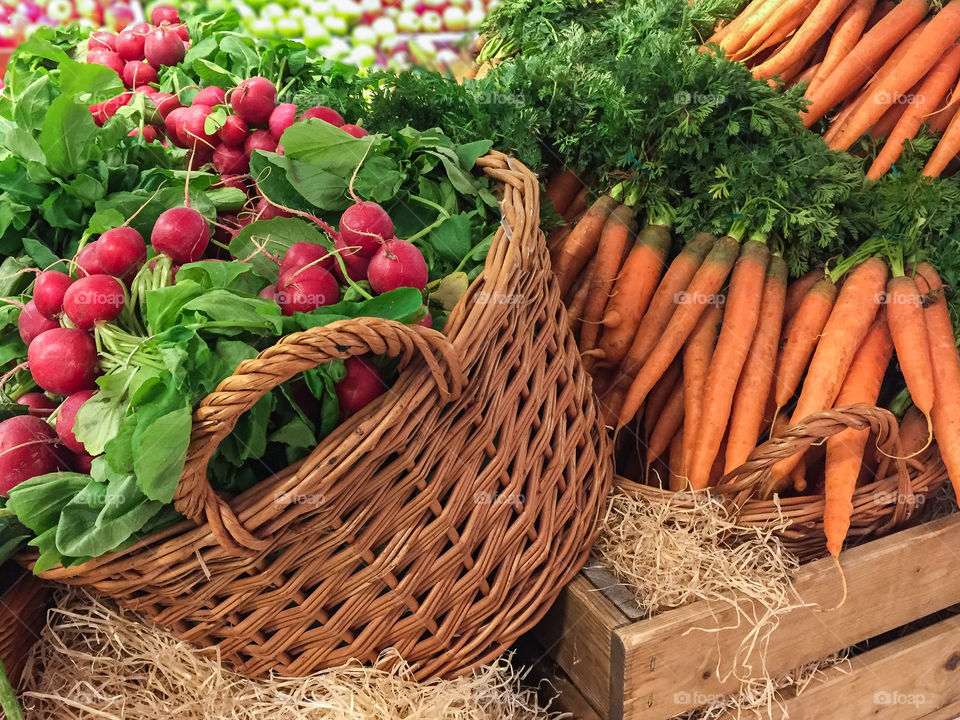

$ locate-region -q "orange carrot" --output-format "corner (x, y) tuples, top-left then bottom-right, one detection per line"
(927, 92), (959, 133)
(704, 0), (770, 48)
(923, 97), (960, 176)
(643, 360), (683, 445)
(581, 205), (637, 355)
(785, 269), (823, 321)
(774, 276), (839, 412)
(726, 254), (788, 473)
(688, 240), (769, 489)
(564, 186), (590, 223)
(544, 169), (582, 217)
(564, 253), (600, 336)
(646, 381), (684, 465)
(720, 0), (786, 55)
(824, 318), (893, 557)
(801, 0), (930, 127)
(769, 257), (889, 489)
(867, 0), (895, 29)
(732, 0), (817, 62)
(753, 0), (857, 80)
(682, 303), (723, 479)
(808, 0), (877, 95)
(618, 235), (741, 427)
(900, 404), (931, 456)
(914, 262), (960, 503)
(791, 456), (808, 493)
(668, 428), (685, 492)
(868, 88), (915, 140)
(790, 62), (821, 89)
(596, 223), (672, 367)
(552, 194), (618, 296)
(828, 4), (960, 152)
(615, 232), (716, 378)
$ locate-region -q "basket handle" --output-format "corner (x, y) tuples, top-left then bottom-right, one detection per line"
(173, 317), (466, 555)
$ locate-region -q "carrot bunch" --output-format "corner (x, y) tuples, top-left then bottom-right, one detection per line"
(709, 0), (960, 178)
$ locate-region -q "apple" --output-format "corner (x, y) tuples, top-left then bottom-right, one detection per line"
(423, 0), (445, 9)
(408, 36), (437, 65)
(466, 6), (484, 27)
(442, 5), (466, 30)
(379, 36), (405, 55)
(301, 18), (330, 47)
(400, 0), (417, 11)
(420, 9), (442, 32)
(309, 0), (330, 14)
(323, 14), (348, 34)
(275, 16), (300, 36)
(371, 16), (395, 39)
(249, 16), (274, 36)
(383, 5), (398, 18)
(74, 0), (97, 15)
(105, 1), (134, 30)
(45, 0), (74, 21)
(386, 51), (409, 72)
(360, 0), (381, 18)
(288, 6), (305, 17)
(352, 24), (376, 46)
(261, 2), (284, 17)
(334, 0), (362, 21)
(435, 47), (458, 68)
(326, 37), (351, 60)
(348, 44), (376, 67)
(395, 9), (418, 31)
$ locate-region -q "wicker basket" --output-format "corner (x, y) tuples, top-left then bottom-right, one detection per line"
(25, 151), (613, 679)
(618, 403), (948, 562)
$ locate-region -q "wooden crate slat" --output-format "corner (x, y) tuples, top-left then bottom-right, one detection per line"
(614, 514), (960, 719)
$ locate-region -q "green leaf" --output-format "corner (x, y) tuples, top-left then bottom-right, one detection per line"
(425, 213), (473, 265)
(133, 405), (193, 503)
(7, 472), (92, 535)
(38, 95), (100, 176)
(145, 280), (204, 334)
(193, 58), (242, 88)
(230, 217), (332, 282)
(455, 139), (493, 170)
(176, 260), (264, 294)
(22, 236), (63, 272)
(57, 58), (123, 102)
(3, 128), (45, 164)
(354, 155), (404, 202)
(280, 119), (379, 175)
(292, 287), (424, 328)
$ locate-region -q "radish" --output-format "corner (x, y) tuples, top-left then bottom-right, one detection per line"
(122, 60), (157, 88)
(33, 270), (73, 320)
(150, 4), (179, 24)
(151, 207), (210, 263)
(187, 144), (214, 171)
(341, 124), (370, 138)
(339, 201), (393, 257)
(219, 115), (248, 146)
(88, 30), (117, 51)
(130, 21), (151, 33)
(334, 356), (386, 417)
(193, 86), (225, 107)
(87, 50), (124, 76)
(163, 106), (193, 148)
(419, 309), (433, 328)
(151, 91), (180, 119)
(115, 28), (145, 61)
(71, 451), (94, 474)
(144, 26), (185, 68)
(276, 265), (340, 315)
(230, 77), (277, 125)
(213, 143), (249, 175)
(55, 389), (96, 454)
(302, 106), (344, 126)
(255, 197), (291, 220)
(268, 103), (297, 140)
(215, 175), (248, 192)
(333, 235), (371, 282)
(75, 241), (105, 278)
(17, 301), (58, 346)
(177, 104), (215, 147)
(245, 129), (278, 156)
(280, 242), (335, 278)
(27, 328), (99, 396)
(259, 284), (277, 300)
(63, 275), (126, 330)
(0, 415), (68, 495)
(16, 392), (56, 417)
(98, 226), (147, 279)
(174, 24), (189, 42)
(367, 238), (428, 293)
(133, 125), (159, 143)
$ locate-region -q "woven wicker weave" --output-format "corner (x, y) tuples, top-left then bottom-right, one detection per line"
(619, 404), (947, 562)
(28, 151), (613, 679)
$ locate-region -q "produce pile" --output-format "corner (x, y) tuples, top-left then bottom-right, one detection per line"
(0, 0), (134, 62)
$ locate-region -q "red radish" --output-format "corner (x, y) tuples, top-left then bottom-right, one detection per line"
(259, 285), (277, 300)
(87, 50), (124, 76)
(151, 207), (210, 263)
(163, 106), (193, 148)
(150, 4), (179, 24)
(245, 129), (278, 155)
(174, 24), (189, 42)
(16, 393), (55, 417)
(123, 61), (157, 88)
(280, 242), (335, 278)
(27, 328), (99, 396)
(71, 451), (94, 474)
(0, 415), (68, 495)
(367, 238), (428, 293)
(335, 356), (386, 417)
(213, 144), (249, 175)
(62, 275), (126, 330)
(255, 197), (291, 220)
(219, 115), (248, 146)
(215, 175), (247, 192)
(115, 28), (145, 61)
(341, 124), (370, 138)
(177, 105), (215, 147)
(339, 201), (394, 257)
(144, 27), (185, 68)
(137, 125), (159, 142)
(269, 103), (297, 140)
(276, 265), (340, 315)
(230, 77), (277, 125)
(419, 309), (433, 328)
(130, 21), (151, 33)
(33, 271), (73, 320)
(333, 235), (371, 282)
(187, 144), (213, 171)
(88, 31), (117, 52)
(192, 86), (226, 107)
(302, 106), (344, 126)
(55, 389), (96, 454)
(98, 226), (147, 279)
(75, 242), (105, 278)
(18, 301), (58, 346)
(151, 91), (180, 119)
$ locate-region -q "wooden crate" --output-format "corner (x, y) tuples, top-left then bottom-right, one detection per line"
(532, 513), (960, 720)
(0, 565), (52, 686)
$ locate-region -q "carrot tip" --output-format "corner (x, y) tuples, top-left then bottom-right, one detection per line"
(825, 553), (848, 612)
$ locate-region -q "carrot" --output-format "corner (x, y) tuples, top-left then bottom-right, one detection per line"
(808, 0), (877, 95)
(688, 240), (769, 490)
(720, 0), (786, 55)
(753, 0), (857, 80)
(704, 0), (769, 48)
(926, 93), (959, 133)
(914, 262), (960, 503)
(646, 381), (684, 466)
(801, 0), (930, 127)
(769, 257), (889, 490)
(923, 98), (960, 176)
(668, 428), (685, 492)
(615, 232), (716, 378)
(789, 62), (822, 89)
(548, 216), (579, 257)
(868, 90), (913, 140)
(708, 434), (728, 487)
(643, 359), (683, 444)
(563, 186), (590, 223)
(544, 169), (582, 218)
(776, 46), (820, 86)
(900, 404), (932, 456)
(552, 194), (618, 296)
(791, 456), (808, 493)
(774, 276), (839, 412)
(596, 223), (672, 367)
(564, 253), (600, 336)
(785, 269), (823, 321)
(732, 0), (817, 62)
(866, 0), (895, 29)
(581, 204), (637, 355)
(829, 4), (960, 152)
(885, 274), (936, 443)
(682, 303), (723, 479)
(824, 318), (893, 557)
(725, 254), (788, 473)
(618, 235), (741, 428)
